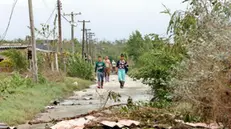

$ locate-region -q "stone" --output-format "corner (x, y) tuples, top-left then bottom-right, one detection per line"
(45, 106), (55, 109)
(73, 82), (78, 86)
(83, 97), (93, 100)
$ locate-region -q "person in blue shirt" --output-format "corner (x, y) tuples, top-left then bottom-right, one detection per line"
(116, 54), (128, 88)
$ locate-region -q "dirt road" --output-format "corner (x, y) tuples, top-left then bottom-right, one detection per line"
(18, 75), (151, 129)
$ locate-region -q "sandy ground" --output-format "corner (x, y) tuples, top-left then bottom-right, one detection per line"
(18, 75), (151, 129)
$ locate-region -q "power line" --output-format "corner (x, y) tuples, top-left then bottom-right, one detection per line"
(61, 14), (71, 24)
(45, 7), (56, 24)
(35, 6), (56, 38)
(42, 0), (50, 10)
(1, 0), (18, 41)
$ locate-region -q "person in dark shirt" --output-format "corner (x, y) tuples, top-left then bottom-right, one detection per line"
(95, 56), (106, 89)
(116, 54), (128, 88)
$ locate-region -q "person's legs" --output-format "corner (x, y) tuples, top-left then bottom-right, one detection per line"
(105, 68), (108, 82)
(100, 72), (104, 88)
(104, 70), (107, 81)
(107, 68), (110, 82)
(121, 69), (126, 88)
(97, 72), (101, 88)
(118, 69), (123, 88)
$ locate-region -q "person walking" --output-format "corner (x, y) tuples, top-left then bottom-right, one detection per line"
(116, 54), (128, 88)
(95, 56), (106, 89)
(112, 60), (116, 73)
(104, 56), (111, 82)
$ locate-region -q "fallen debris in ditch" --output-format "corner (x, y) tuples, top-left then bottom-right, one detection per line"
(50, 116), (95, 129)
(28, 103), (126, 125)
(50, 116), (140, 129)
(175, 119), (223, 129)
(100, 120), (140, 128)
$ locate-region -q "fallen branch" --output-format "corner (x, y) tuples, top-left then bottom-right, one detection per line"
(28, 103), (127, 125)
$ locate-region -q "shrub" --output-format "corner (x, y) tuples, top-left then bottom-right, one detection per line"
(169, 0), (231, 127)
(0, 72), (33, 96)
(127, 33), (184, 102)
(0, 49), (28, 72)
(66, 54), (94, 80)
(0, 59), (13, 72)
(130, 45), (183, 101)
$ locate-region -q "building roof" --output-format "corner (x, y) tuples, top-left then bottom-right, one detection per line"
(0, 45), (28, 50)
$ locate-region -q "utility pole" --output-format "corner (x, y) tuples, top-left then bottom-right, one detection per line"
(85, 29), (91, 56)
(64, 12), (81, 54)
(88, 32), (95, 63)
(28, 0), (38, 82)
(57, 0), (62, 53)
(57, 0), (66, 73)
(78, 20), (90, 59)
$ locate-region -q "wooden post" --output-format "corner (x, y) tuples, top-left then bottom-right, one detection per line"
(28, 0), (38, 82)
(55, 52), (59, 71)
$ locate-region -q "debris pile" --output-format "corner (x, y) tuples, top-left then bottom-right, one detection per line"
(50, 115), (140, 129)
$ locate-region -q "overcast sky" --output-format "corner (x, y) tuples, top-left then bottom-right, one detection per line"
(0, 0), (187, 41)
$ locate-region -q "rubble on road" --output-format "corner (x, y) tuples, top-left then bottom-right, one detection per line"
(50, 115), (140, 129)
(0, 123), (8, 129)
(175, 120), (223, 129)
(0, 123), (17, 129)
(100, 120), (140, 128)
(45, 106), (55, 109)
(51, 116), (95, 129)
(82, 97), (93, 100)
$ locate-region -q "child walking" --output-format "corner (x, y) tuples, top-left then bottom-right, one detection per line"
(95, 56), (106, 89)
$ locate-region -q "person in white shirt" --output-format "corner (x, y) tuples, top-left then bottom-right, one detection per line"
(104, 56), (111, 82)
(112, 60), (116, 73)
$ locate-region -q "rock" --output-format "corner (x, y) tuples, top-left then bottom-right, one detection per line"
(52, 100), (60, 105)
(89, 102), (93, 104)
(45, 106), (55, 109)
(73, 82), (78, 86)
(83, 97), (93, 100)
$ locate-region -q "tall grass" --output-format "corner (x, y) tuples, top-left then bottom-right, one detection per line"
(0, 72), (93, 125)
(66, 54), (94, 80)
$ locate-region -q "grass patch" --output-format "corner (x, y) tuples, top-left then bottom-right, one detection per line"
(0, 76), (93, 125)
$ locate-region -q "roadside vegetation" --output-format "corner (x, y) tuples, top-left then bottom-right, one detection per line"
(0, 48), (94, 125)
(1, 0), (231, 128)
(106, 0), (231, 128)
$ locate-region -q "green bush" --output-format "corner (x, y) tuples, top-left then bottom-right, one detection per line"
(0, 49), (28, 72)
(130, 47), (182, 101)
(66, 54), (94, 80)
(0, 72), (33, 96)
(127, 33), (185, 102)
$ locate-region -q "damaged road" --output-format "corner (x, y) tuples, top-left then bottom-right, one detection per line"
(18, 75), (151, 129)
